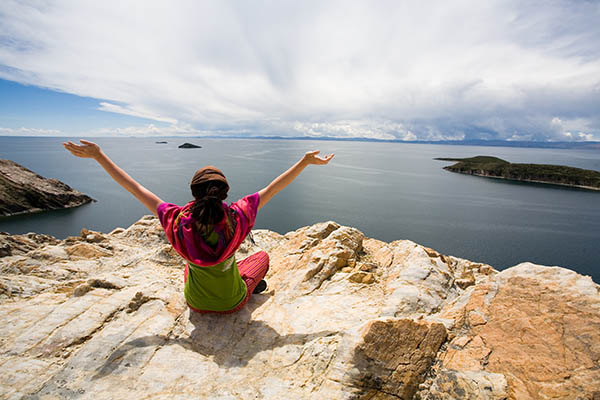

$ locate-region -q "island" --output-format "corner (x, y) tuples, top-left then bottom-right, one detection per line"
(0, 159), (94, 217)
(178, 142), (202, 149)
(155, 141), (168, 144)
(435, 156), (600, 191)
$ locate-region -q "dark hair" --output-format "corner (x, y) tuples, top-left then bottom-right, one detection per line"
(189, 181), (228, 225)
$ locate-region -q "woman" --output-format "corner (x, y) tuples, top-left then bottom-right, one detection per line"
(63, 139), (334, 314)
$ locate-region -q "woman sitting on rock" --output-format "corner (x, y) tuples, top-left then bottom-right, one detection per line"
(63, 139), (334, 314)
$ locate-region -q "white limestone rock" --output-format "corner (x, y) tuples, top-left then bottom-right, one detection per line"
(0, 217), (598, 400)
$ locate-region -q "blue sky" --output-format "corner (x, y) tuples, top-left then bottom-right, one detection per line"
(0, 79), (167, 135)
(1, 1), (599, 141)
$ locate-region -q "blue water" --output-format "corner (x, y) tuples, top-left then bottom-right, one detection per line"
(1, 136), (599, 283)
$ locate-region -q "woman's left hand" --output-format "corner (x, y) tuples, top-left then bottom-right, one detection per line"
(63, 139), (102, 159)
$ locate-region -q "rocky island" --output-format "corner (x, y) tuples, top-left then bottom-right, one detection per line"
(0, 159), (94, 217)
(436, 156), (600, 190)
(178, 142), (202, 149)
(1, 218), (598, 399)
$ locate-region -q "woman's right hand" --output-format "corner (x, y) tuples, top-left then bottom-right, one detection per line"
(302, 150), (335, 165)
(63, 139), (102, 159)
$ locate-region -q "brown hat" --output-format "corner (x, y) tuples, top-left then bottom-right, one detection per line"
(190, 166), (229, 190)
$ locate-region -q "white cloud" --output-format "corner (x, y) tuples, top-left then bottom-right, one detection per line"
(0, 0), (599, 141)
(0, 123), (202, 137)
(90, 123), (198, 137)
(576, 132), (595, 142)
(403, 132), (418, 141)
(288, 120), (402, 140)
(0, 127), (61, 136)
(97, 102), (177, 124)
(547, 116), (599, 141)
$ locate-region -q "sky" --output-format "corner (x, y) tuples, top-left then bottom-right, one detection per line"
(1, 0), (599, 141)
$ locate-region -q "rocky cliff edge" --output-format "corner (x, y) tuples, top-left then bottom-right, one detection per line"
(0, 218), (598, 399)
(0, 159), (93, 217)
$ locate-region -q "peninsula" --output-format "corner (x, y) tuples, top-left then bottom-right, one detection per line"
(0, 159), (94, 217)
(436, 156), (600, 190)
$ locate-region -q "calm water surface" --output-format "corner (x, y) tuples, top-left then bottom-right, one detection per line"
(1, 137), (599, 283)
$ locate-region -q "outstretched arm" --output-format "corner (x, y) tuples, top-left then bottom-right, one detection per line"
(63, 140), (163, 216)
(258, 150), (334, 210)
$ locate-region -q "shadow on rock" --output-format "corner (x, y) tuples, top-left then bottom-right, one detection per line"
(93, 292), (337, 379)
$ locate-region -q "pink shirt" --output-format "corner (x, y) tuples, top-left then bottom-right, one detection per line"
(157, 193), (260, 267)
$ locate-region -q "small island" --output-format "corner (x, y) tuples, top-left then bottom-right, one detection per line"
(0, 159), (94, 217)
(178, 142), (202, 149)
(155, 141), (168, 144)
(435, 156), (600, 191)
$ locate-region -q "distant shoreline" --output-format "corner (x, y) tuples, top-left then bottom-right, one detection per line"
(451, 170), (600, 191)
(1, 135), (599, 150)
(436, 156), (600, 191)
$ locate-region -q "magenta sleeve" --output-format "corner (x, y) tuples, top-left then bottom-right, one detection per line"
(157, 202), (181, 230)
(230, 192), (260, 227)
(244, 192), (260, 223)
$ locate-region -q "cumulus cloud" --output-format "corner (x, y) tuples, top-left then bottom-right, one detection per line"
(288, 121), (404, 140)
(0, 0), (599, 140)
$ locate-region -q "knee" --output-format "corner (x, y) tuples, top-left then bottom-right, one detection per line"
(259, 250), (270, 264)
(256, 251), (270, 268)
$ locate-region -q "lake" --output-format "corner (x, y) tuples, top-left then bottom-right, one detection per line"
(1, 136), (599, 283)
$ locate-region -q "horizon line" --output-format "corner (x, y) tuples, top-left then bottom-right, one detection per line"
(2, 135), (599, 149)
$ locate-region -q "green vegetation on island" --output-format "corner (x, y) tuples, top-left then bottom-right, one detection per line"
(435, 156), (600, 191)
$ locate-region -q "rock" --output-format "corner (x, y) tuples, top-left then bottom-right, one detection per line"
(63, 236), (81, 244)
(87, 277), (124, 290)
(358, 262), (377, 272)
(362, 272), (375, 284)
(422, 370), (508, 399)
(178, 142), (202, 148)
(0, 232), (59, 257)
(65, 243), (112, 259)
(109, 227), (125, 235)
(72, 283), (92, 297)
(350, 318), (447, 399)
(29, 245), (69, 262)
(0, 218), (598, 400)
(348, 271), (376, 284)
(0, 280), (9, 296)
(421, 262), (600, 399)
(0, 159), (94, 217)
(80, 228), (106, 243)
(126, 291), (154, 313)
(455, 276), (476, 289)
(348, 271), (367, 283)
(304, 220), (340, 240)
